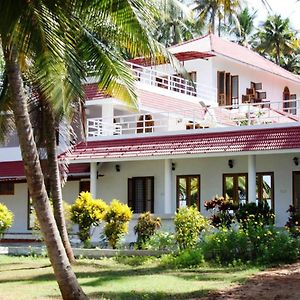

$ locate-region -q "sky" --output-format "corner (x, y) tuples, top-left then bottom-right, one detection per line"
(248, 0), (300, 30)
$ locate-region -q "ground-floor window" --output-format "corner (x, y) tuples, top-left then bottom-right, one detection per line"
(223, 174), (248, 205)
(176, 175), (200, 210)
(0, 182), (14, 195)
(256, 172), (274, 210)
(128, 177), (154, 213)
(224, 173), (274, 209)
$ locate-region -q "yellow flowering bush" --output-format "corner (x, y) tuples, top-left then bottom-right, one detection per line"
(0, 203), (13, 236)
(71, 192), (107, 243)
(174, 206), (208, 250)
(103, 199), (132, 249)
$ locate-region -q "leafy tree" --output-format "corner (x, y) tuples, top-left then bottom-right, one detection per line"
(254, 15), (297, 65)
(231, 7), (256, 47)
(0, 0), (172, 298)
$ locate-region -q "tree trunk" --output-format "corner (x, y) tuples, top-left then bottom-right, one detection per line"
(44, 106), (76, 264)
(3, 43), (87, 300)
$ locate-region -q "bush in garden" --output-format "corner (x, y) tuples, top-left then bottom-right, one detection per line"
(201, 223), (299, 266)
(70, 192), (107, 245)
(236, 201), (274, 229)
(204, 195), (237, 229)
(147, 231), (177, 251)
(174, 206), (208, 250)
(285, 205), (300, 237)
(201, 227), (249, 264)
(161, 248), (205, 268)
(103, 199), (132, 249)
(134, 212), (161, 249)
(0, 203), (14, 236)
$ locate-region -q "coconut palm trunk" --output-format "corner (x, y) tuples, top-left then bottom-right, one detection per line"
(3, 43), (87, 300)
(44, 106), (75, 264)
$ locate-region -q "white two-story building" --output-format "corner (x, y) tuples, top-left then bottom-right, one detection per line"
(1, 34), (300, 242)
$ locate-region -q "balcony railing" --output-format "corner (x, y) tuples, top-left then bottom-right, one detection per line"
(87, 99), (300, 138)
(127, 62), (217, 103)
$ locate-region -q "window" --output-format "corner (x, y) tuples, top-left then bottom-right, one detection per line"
(293, 172), (300, 212)
(136, 114), (154, 133)
(177, 175), (200, 209)
(217, 71), (239, 106)
(0, 182), (14, 195)
(223, 174), (247, 205)
(128, 177), (154, 213)
(283, 86), (297, 115)
(79, 180), (90, 193)
(256, 173), (274, 210)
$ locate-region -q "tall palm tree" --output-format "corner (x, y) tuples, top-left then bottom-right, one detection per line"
(193, 0), (242, 36)
(0, 1), (174, 298)
(254, 15), (297, 65)
(231, 7), (256, 47)
(154, 0), (197, 47)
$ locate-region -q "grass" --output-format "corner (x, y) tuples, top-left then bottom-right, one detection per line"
(0, 254), (261, 300)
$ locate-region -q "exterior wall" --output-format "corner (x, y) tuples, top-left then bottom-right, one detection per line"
(1, 153), (299, 242)
(212, 56), (300, 104)
(0, 183), (31, 235)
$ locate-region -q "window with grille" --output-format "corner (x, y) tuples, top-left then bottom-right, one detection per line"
(128, 177), (154, 213)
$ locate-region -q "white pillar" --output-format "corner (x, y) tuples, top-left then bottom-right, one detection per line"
(102, 103), (114, 135)
(90, 162), (97, 198)
(248, 155), (256, 203)
(164, 159), (172, 214)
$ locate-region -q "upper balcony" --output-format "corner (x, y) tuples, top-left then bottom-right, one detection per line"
(87, 99), (300, 140)
(127, 62), (217, 105)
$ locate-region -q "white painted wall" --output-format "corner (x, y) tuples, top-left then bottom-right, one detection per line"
(0, 147), (22, 161)
(0, 183), (30, 234)
(2, 153), (299, 241)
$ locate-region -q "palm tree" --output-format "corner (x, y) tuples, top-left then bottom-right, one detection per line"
(0, 0), (173, 298)
(254, 15), (297, 65)
(231, 7), (257, 47)
(154, 0), (197, 47)
(193, 0), (242, 36)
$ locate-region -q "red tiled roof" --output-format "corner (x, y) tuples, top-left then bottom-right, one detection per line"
(62, 126), (300, 161)
(0, 161), (90, 181)
(84, 83), (110, 101)
(169, 34), (300, 84)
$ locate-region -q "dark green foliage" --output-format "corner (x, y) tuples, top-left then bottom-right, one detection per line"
(201, 225), (299, 266)
(204, 196), (238, 228)
(134, 212), (161, 249)
(285, 205), (300, 237)
(161, 248), (205, 268)
(235, 201), (275, 229)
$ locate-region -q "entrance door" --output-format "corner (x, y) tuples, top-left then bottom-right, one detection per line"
(293, 172), (300, 212)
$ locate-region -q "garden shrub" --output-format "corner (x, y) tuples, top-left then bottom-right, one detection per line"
(174, 206), (208, 250)
(103, 199), (132, 249)
(201, 224), (299, 266)
(0, 203), (13, 236)
(285, 205), (300, 237)
(147, 231), (176, 251)
(204, 196), (237, 228)
(134, 212), (161, 249)
(236, 201), (274, 229)
(70, 192), (107, 246)
(161, 248), (204, 268)
(201, 228), (249, 264)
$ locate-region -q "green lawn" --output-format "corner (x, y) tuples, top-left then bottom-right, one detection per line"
(0, 255), (261, 300)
